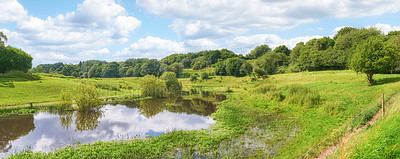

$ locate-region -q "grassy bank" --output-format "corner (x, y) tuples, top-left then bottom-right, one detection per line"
(328, 89), (400, 158)
(7, 70), (400, 158)
(0, 73), (141, 106)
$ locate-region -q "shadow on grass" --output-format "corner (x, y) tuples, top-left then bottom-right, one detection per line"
(376, 76), (400, 85)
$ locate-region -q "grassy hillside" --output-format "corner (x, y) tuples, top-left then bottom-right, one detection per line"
(7, 70), (400, 158)
(0, 73), (141, 106)
(329, 90), (400, 158)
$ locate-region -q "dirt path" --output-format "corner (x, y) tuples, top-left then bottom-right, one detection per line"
(316, 95), (393, 159)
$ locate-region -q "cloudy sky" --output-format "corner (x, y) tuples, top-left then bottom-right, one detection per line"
(1, 0), (400, 66)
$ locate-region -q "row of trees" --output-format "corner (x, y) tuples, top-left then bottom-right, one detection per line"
(0, 32), (33, 74)
(31, 27), (400, 85)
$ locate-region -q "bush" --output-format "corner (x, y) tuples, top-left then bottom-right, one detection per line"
(160, 72), (182, 97)
(140, 75), (167, 98)
(190, 73), (199, 82)
(74, 84), (102, 110)
(201, 72), (209, 80)
(59, 89), (73, 109)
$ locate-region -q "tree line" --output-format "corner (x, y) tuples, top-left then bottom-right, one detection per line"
(26, 27), (400, 85)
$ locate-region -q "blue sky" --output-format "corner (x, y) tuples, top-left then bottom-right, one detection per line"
(1, 0), (400, 66)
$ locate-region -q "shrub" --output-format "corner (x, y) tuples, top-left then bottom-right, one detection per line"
(140, 75), (167, 98)
(160, 72), (182, 97)
(74, 84), (102, 110)
(190, 74), (199, 82)
(59, 89), (73, 109)
(201, 72), (209, 80)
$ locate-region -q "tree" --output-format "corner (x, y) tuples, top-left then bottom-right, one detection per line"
(60, 65), (78, 76)
(273, 45), (291, 56)
(160, 72), (182, 97)
(88, 64), (100, 78)
(0, 31), (7, 47)
(141, 59), (160, 76)
(245, 44), (271, 59)
(351, 36), (397, 85)
(0, 46), (33, 73)
(101, 62), (120, 78)
(169, 63), (184, 77)
(224, 57), (245, 77)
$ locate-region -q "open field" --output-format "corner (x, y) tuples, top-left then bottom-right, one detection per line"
(4, 70), (400, 158)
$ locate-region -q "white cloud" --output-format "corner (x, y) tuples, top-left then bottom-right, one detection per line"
(114, 36), (187, 59)
(227, 34), (322, 54)
(0, 0), (27, 23)
(0, 0), (141, 65)
(372, 23), (400, 34)
(185, 38), (220, 52)
(137, 0), (400, 39)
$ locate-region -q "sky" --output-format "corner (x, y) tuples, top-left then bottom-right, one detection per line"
(1, 0), (400, 66)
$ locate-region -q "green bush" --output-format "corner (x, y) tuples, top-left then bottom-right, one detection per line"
(201, 72), (209, 80)
(140, 75), (167, 98)
(160, 72), (182, 97)
(190, 73), (199, 82)
(59, 89), (73, 109)
(74, 84), (101, 110)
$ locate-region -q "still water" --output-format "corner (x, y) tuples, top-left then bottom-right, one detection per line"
(0, 98), (217, 157)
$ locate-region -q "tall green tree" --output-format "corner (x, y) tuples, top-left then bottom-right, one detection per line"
(0, 46), (33, 73)
(245, 44), (271, 59)
(141, 59), (160, 76)
(102, 62), (120, 78)
(351, 36), (397, 85)
(160, 72), (182, 97)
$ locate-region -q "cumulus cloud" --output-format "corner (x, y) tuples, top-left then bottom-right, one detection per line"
(227, 34), (323, 54)
(137, 0), (400, 39)
(0, 0), (27, 23)
(114, 36), (187, 59)
(185, 38), (220, 52)
(0, 0), (141, 65)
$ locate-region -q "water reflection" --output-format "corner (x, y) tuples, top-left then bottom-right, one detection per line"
(0, 115), (35, 153)
(0, 98), (216, 157)
(124, 98), (217, 118)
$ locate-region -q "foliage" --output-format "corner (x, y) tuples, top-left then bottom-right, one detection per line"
(74, 84), (101, 110)
(141, 59), (160, 76)
(190, 73), (198, 82)
(201, 72), (209, 80)
(140, 75), (167, 98)
(0, 46), (33, 74)
(59, 89), (73, 109)
(0, 31), (7, 46)
(160, 72), (182, 97)
(256, 52), (288, 75)
(351, 36), (397, 85)
(245, 44), (271, 59)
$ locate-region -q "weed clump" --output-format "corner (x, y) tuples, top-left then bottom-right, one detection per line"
(285, 85), (321, 107)
(255, 85), (285, 101)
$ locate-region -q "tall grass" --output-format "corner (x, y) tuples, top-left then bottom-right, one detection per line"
(285, 84), (321, 107)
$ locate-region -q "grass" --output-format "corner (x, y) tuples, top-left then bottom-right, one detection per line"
(328, 90), (400, 158)
(0, 73), (141, 106)
(5, 70), (400, 158)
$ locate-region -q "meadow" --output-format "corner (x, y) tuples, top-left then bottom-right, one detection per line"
(3, 70), (400, 158)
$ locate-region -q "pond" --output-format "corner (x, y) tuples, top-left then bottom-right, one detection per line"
(0, 98), (217, 157)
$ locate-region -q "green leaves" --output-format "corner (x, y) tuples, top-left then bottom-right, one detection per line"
(351, 36), (397, 85)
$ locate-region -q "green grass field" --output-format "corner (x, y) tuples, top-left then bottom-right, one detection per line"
(5, 70), (400, 158)
(0, 73), (142, 106)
